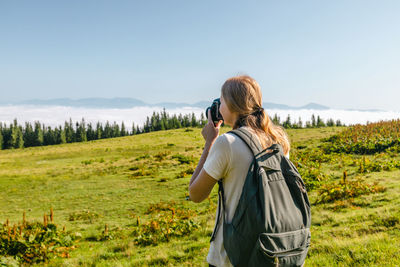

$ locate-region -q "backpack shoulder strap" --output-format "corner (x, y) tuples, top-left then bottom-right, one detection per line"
(228, 127), (264, 156)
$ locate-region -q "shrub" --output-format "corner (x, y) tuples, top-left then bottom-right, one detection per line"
(68, 210), (99, 223)
(176, 167), (195, 178)
(172, 154), (195, 164)
(0, 210), (77, 264)
(316, 174), (386, 204)
(132, 201), (199, 246)
(322, 120), (400, 154)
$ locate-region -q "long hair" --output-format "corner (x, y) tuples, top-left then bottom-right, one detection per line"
(221, 75), (290, 155)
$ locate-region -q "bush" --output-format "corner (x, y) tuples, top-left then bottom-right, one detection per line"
(316, 175), (386, 204)
(322, 120), (400, 154)
(0, 210), (77, 264)
(172, 154), (195, 164)
(132, 201), (200, 246)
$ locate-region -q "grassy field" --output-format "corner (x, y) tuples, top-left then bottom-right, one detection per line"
(1, 126), (400, 266)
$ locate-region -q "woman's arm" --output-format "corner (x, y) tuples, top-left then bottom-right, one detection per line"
(189, 142), (217, 202)
(188, 110), (222, 203)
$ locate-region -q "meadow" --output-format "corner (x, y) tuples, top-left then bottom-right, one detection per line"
(1, 123), (400, 266)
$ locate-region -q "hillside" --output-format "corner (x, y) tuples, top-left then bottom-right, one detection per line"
(1, 126), (400, 266)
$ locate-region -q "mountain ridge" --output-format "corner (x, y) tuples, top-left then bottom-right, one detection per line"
(0, 97), (384, 112)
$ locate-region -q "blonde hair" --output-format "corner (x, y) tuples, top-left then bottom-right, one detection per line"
(221, 75), (290, 155)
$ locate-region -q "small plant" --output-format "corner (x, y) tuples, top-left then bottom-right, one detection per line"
(172, 154), (195, 164)
(315, 175), (386, 204)
(321, 120), (400, 154)
(81, 159), (93, 165)
(0, 209), (77, 264)
(176, 167), (195, 178)
(132, 201), (200, 246)
(154, 151), (170, 161)
(68, 210), (99, 223)
(135, 154), (151, 161)
(373, 215), (400, 228)
(358, 155), (400, 173)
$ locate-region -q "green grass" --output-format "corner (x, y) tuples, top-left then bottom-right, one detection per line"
(1, 126), (400, 266)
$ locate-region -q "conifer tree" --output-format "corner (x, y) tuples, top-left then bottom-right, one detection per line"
(96, 122), (103, 139)
(316, 115), (325, 127)
(283, 114), (292, 128)
(44, 126), (56, 145)
(121, 122), (126, 136)
(311, 114), (316, 127)
(23, 122), (36, 147)
(272, 114), (280, 125)
(80, 118), (87, 142)
(60, 126), (67, 144)
(112, 122), (120, 137)
(0, 127), (3, 150)
(200, 112), (206, 126)
(86, 122), (94, 141)
(326, 118), (335, 127)
(298, 117), (303, 128)
(0, 123), (11, 149)
(131, 122), (136, 135)
(11, 120), (24, 148)
(103, 121), (112, 138)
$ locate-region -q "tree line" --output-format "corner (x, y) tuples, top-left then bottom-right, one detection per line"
(0, 109), (343, 150)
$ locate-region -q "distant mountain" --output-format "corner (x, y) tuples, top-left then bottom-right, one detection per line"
(263, 102), (330, 110)
(19, 97), (147, 108)
(3, 97), (333, 110)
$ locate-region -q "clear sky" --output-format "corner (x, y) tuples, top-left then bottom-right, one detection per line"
(1, 1), (399, 110)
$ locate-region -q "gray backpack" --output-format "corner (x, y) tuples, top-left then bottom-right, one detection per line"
(210, 128), (311, 267)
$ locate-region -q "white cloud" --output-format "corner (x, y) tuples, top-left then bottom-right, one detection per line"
(0, 105), (399, 130)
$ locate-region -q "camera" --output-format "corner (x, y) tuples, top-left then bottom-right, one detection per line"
(205, 98), (223, 126)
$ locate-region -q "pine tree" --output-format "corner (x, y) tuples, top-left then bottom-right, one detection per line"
(23, 122), (36, 147)
(44, 126), (56, 145)
(311, 114), (316, 127)
(144, 117), (151, 133)
(121, 122), (126, 136)
(65, 119), (74, 143)
(86, 122), (94, 141)
(283, 114), (292, 128)
(112, 122), (120, 137)
(316, 115), (325, 127)
(0, 123), (11, 149)
(80, 118), (87, 142)
(11, 120), (24, 148)
(200, 112), (206, 126)
(298, 117), (303, 128)
(60, 126), (67, 144)
(0, 127), (3, 150)
(96, 122), (103, 139)
(131, 122), (136, 135)
(103, 121), (112, 138)
(326, 118), (335, 127)
(272, 114), (280, 125)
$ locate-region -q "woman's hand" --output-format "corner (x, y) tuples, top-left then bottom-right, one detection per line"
(202, 109), (223, 146)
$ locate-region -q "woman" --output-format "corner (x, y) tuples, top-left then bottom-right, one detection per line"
(188, 75), (291, 267)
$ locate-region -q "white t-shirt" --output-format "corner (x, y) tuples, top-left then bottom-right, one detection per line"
(203, 127), (289, 267)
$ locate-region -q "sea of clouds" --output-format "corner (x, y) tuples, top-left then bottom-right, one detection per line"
(1, 105), (400, 131)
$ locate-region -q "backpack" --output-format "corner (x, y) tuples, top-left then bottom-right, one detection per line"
(210, 128), (311, 267)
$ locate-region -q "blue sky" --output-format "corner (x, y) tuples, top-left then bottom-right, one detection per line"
(1, 1), (399, 110)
